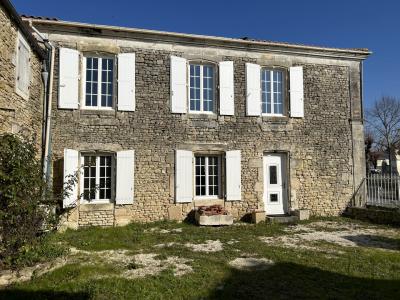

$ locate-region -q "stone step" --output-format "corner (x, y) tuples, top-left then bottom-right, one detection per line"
(266, 215), (299, 224)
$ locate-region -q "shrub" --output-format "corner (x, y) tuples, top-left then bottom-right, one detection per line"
(0, 134), (59, 268)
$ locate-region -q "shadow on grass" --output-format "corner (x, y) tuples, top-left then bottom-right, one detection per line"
(343, 234), (400, 251)
(0, 289), (89, 300)
(209, 262), (400, 300)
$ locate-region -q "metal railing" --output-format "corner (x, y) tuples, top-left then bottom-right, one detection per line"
(352, 175), (400, 208)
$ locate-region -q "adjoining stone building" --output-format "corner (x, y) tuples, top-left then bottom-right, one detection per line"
(0, 0), (46, 151)
(25, 17), (370, 227)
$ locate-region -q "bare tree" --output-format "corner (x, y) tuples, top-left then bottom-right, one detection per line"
(365, 96), (400, 175)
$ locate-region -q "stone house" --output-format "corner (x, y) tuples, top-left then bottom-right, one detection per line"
(24, 17), (370, 227)
(0, 0), (46, 151)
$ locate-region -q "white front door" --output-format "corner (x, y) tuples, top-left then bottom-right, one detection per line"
(263, 153), (287, 215)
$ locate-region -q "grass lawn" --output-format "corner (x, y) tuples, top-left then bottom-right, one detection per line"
(1, 217), (399, 299)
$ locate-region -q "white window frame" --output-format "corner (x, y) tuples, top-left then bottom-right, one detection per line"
(15, 31), (31, 99)
(81, 55), (115, 110)
(194, 155), (222, 200)
(188, 63), (216, 114)
(261, 68), (285, 117)
(80, 153), (115, 204)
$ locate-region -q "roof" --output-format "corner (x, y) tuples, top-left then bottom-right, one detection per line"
(0, 0), (46, 59)
(240, 37), (370, 54)
(23, 17), (371, 60)
(20, 14), (59, 21)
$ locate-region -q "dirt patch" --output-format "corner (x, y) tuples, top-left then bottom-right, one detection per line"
(153, 242), (178, 248)
(229, 257), (274, 271)
(0, 247), (192, 287)
(261, 221), (399, 252)
(144, 227), (183, 234)
(122, 253), (192, 278)
(0, 257), (69, 287)
(227, 239), (239, 245)
(185, 240), (223, 252)
(72, 248), (192, 278)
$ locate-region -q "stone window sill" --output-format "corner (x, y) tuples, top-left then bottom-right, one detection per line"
(262, 116), (290, 124)
(79, 203), (114, 211)
(193, 199), (224, 207)
(80, 109), (116, 116)
(187, 113), (218, 120)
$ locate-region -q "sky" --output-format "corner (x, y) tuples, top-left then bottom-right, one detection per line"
(13, 0), (400, 109)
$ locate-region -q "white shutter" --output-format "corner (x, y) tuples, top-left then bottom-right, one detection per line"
(59, 48), (80, 109)
(170, 56), (187, 113)
(175, 150), (193, 203)
(226, 150), (241, 201)
(63, 149), (79, 208)
(116, 150), (135, 204)
(16, 33), (30, 96)
(290, 66), (304, 118)
(219, 61), (234, 116)
(246, 63), (261, 116)
(118, 53), (136, 111)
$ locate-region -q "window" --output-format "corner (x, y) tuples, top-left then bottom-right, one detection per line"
(261, 69), (285, 115)
(84, 56), (114, 109)
(16, 32), (30, 98)
(269, 165), (277, 184)
(270, 193), (278, 202)
(81, 154), (113, 202)
(195, 155), (220, 198)
(189, 64), (215, 113)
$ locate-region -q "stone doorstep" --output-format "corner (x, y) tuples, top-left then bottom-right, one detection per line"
(266, 215), (299, 224)
(254, 208), (309, 224)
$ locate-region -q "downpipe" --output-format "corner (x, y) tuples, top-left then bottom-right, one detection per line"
(29, 23), (55, 183)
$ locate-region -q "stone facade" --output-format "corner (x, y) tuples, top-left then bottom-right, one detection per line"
(0, 3), (44, 150)
(30, 19), (369, 227)
(78, 204), (114, 227)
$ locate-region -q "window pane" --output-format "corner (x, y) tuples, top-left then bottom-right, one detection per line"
(261, 69), (272, 114)
(86, 70), (92, 81)
(203, 66), (214, 112)
(269, 165), (277, 184)
(273, 70), (283, 114)
(99, 155), (112, 199)
(100, 58), (114, 107)
(190, 64), (201, 111)
(270, 193), (278, 202)
(90, 178), (96, 199)
(195, 156), (206, 196)
(208, 156), (218, 196)
(83, 155), (97, 201)
(200, 186), (206, 195)
(85, 57), (99, 107)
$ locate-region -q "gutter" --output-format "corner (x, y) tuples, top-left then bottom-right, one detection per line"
(25, 18), (372, 60)
(29, 23), (55, 182)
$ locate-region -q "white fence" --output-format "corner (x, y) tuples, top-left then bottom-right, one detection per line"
(352, 175), (400, 208)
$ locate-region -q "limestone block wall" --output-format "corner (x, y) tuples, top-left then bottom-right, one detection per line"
(78, 204), (114, 227)
(41, 31), (365, 226)
(0, 4), (43, 149)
